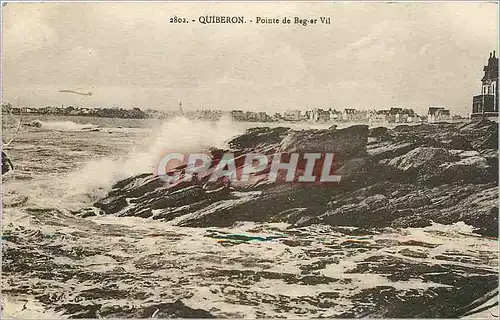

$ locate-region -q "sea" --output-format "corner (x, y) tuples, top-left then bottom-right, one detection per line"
(1, 115), (498, 318)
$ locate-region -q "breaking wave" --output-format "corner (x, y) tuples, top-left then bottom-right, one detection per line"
(63, 115), (246, 202)
(27, 119), (100, 131)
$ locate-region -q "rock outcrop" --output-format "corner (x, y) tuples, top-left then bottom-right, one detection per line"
(2, 151), (14, 175)
(78, 120), (498, 237)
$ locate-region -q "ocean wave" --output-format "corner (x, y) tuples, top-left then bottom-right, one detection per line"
(58, 116), (245, 204)
(26, 119), (100, 131)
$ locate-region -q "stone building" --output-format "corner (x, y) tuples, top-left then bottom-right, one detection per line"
(471, 51), (498, 119)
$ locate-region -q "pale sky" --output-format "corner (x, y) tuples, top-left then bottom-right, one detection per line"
(1, 1), (498, 115)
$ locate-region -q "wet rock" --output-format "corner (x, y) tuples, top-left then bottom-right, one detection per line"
(439, 135), (474, 150)
(76, 207), (103, 218)
(478, 132), (498, 150)
(141, 300), (216, 318)
(94, 173), (166, 214)
(54, 303), (102, 318)
(279, 125), (369, 159)
(228, 126), (290, 150)
(367, 141), (417, 160)
(437, 155), (495, 184)
(53, 300), (215, 319)
(369, 126), (389, 138)
(377, 147), (495, 185)
(391, 183), (498, 236)
(339, 254), (498, 318)
(360, 194), (389, 210)
(2, 151), (14, 175)
(381, 147), (458, 172)
(81, 121), (497, 236)
(480, 148), (499, 171)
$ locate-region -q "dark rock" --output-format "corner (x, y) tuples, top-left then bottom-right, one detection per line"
(339, 255), (499, 318)
(2, 151), (14, 175)
(369, 126), (389, 138)
(479, 132), (499, 150)
(54, 300), (216, 319)
(367, 141), (417, 160)
(279, 125), (369, 159)
(228, 126), (290, 150)
(380, 147), (464, 184)
(436, 155), (496, 185)
(438, 135), (474, 150)
(141, 300), (216, 318)
(80, 121), (498, 236)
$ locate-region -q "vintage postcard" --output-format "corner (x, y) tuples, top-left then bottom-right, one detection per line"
(1, 1), (498, 318)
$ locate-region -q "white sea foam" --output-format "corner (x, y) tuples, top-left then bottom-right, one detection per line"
(58, 115), (246, 205)
(28, 119), (100, 131)
(1, 296), (65, 319)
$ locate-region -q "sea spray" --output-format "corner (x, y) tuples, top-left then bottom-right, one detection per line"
(61, 115), (245, 205)
(27, 119), (100, 131)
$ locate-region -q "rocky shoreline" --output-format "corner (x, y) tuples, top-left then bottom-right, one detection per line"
(82, 120), (498, 238)
(2, 119), (498, 318)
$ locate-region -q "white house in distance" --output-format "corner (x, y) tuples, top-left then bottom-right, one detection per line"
(282, 110), (302, 121)
(427, 106), (451, 123)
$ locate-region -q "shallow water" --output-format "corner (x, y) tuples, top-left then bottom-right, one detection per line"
(1, 116), (498, 318)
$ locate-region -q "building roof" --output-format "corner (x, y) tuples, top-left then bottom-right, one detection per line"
(428, 106), (446, 115)
(400, 108), (416, 115)
(481, 51), (499, 82)
(389, 107), (402, 114)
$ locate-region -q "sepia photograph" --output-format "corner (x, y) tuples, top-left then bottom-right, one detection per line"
(1, 0), (499, 318)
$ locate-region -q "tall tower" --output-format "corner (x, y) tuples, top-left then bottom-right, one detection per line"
(179, 101), (183, 115)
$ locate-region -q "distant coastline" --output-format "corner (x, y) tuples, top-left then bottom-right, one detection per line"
(1, 104), (467, 125)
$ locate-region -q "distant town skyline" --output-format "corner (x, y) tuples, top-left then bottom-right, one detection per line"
(3, 101), (457, 124)
(2, 2), (498, 116)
